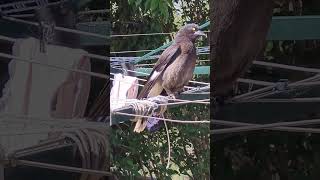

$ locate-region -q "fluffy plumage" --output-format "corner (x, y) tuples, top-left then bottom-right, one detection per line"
(134, 23), (206, 133)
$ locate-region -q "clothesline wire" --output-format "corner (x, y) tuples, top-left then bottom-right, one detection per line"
(111, 97), (210, 106)
(211, 118), (320, 134)
(110, 70), (195, 90)
(0, 127), (105, 136)
(0, 55), (204, 107)
(12, 159), (113, 177)
(111, 46), (209, 54)
(135, 59), (211, 67)
(113, 56), (320, 75)
(6, 9), (109, 18)
(1, 16), (109, 40)
(111, 66), (209, 86)
(243, 76), (320, 102)
(243, 97), (320, 103)
(110, 31), (210, 37)
(231, 73), (320, 102)
(78, 9), (110, 15)
(0, 34), (109, 62)
(112, 66), (275, 87)
(0, 0), (68, 14)
(158, 98), (210, 105)
(0, 113), (106, 126)
(110, 77), (143, 87)
(0, 52), (109, 79)
(212, 119), (320, 134)
(113, 111), (210, 124)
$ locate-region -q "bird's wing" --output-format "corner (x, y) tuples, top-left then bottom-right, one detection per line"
(138, 43), (181, 99)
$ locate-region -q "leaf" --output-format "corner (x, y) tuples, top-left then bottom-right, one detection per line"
(135, 0), (143, 7)
(159, 1), (169, 22)
(128, 0), (135, 5)
(167, 0), (174, 8)
(144, 0), (151, 10)
(150, 0), (159, 11)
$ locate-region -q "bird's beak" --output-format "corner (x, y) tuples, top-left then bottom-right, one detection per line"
(194, 30), (207, 38)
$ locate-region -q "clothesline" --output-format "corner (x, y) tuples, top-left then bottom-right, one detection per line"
(0, 34), (109, 62)
(113, 111), (210, 124)
(111, 96), (210, 107)
(231, 74), (320, 102)
(0, 0), (68, 14)
(112, 65), (278, 88)
(0, 51), (207, 106)
(12, 159), (113, 177)
(110, 30), (210, 37)
(1, 16), (109, 39)
(135, 59), (211, 67)
(244, 97), (320, 103)
(212, 119), (320, 134)
(111, 46), (210, 55)
(0, 52), (109, 79)
(211, 118), (320, 134)
(0, 0), (109, 16)
(7, 9), (109, 18)
(0, 113), (106, 126)
(111, 66), (209, 86)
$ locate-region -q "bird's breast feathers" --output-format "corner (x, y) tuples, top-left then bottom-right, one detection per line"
(161, 52), (196, 91)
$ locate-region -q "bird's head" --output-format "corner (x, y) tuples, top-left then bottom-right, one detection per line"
(175, 23), (207, 42)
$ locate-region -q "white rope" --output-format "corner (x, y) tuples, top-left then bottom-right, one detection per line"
(164, 119), (171, 169)
(114, 111), (210, 124)
(110, 77), (144, 87)
(182, 85), (210, 94)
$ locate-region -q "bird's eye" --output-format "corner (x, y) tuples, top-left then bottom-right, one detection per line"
(192, 27), (196, 32)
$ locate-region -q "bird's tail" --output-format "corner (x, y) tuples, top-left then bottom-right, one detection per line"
(133, 117), (148, 133)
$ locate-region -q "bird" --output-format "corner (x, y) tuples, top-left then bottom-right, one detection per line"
(133, 23), (206, 133)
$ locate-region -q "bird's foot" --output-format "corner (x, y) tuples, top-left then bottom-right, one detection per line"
(168, 94), (176, 100)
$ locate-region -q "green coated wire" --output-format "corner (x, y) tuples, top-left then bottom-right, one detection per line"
(136, 21), (210, 64)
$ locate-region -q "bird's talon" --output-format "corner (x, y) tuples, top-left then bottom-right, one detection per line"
(168, 94), (176, 100)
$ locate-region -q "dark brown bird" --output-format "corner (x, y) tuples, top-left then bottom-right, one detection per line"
(134, 23), (206, 133)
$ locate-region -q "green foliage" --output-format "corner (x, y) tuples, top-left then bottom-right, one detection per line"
(111, 0), (176, 54)
(178, 0), (209, 25)
(111, 104), (209, 179)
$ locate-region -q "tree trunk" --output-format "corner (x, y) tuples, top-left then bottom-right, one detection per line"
(210, 0), (274, 97)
